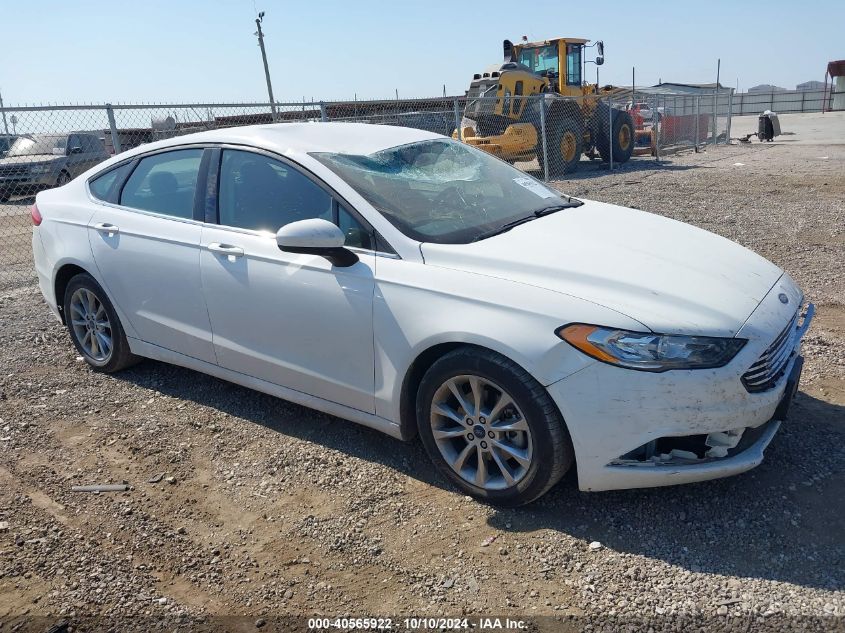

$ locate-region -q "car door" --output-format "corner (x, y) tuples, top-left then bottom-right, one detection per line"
(81, 135), (107, 172)
(87, 147), (217, 364)
(65, 134), (86, 177)
(199, 147), (377, 413)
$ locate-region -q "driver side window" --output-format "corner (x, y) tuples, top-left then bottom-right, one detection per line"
(218, 149), (332, 232)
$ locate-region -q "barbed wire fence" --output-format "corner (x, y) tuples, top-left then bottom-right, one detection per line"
(2, 91), (742, 290)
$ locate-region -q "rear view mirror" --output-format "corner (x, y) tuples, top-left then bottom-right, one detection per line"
(276, 218), (359, 267)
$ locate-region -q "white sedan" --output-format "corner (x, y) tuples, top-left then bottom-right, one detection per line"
(31, 123), (813, 505)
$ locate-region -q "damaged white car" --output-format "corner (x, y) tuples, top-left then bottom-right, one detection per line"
(32, 123), (813, 506)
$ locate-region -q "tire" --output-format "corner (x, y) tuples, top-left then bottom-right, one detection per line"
(55, 170), (71, 187)
(416, 347), (573, 506)
(595, 104), (636, 164)
(538, 118), (583, 177)
(0, 189), (10, 203)
(63, 273), (140, 373)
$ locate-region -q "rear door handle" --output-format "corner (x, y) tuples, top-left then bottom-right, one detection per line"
(93, 222), (119, 235)
(208, 242), (244, 258)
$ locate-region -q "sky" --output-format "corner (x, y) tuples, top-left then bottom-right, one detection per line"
(1, 0), (843, 106)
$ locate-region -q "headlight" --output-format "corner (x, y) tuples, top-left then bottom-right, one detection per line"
(556, 324), (746, 372)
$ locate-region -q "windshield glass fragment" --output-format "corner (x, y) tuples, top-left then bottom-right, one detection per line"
(312, 139), (575, 244)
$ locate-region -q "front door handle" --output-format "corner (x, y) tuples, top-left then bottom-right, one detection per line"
(93, 222), (119, 235)
(208, 242), (244, 258)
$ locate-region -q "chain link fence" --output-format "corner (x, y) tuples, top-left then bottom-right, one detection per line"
(615, 90), (734, 154)
(1, 92), (735, 290)
(733, 89), (832, 115)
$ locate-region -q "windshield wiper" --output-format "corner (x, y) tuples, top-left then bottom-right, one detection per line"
(471, 215), (539, 242)
(534, 198), (584, 216)
(471, 200), (583, 242)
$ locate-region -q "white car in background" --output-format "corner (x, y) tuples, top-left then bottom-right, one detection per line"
(31, 123), (812, 505)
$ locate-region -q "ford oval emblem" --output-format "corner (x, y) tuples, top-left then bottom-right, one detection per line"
(778, 293), (789, 304)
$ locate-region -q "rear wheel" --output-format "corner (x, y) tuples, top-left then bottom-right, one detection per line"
(538, 118), (583, 177)
(63, 273), (139, 373)
(595, 105), (636, 164)
(416, 347), (573, 506)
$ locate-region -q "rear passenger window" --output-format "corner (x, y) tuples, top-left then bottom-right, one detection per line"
(120, 149), (203, 218)
(89, 162), (133, 201)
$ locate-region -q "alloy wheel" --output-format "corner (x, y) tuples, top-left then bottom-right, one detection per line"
(69, 287), (113, 362)
(429, 374), (533, 490)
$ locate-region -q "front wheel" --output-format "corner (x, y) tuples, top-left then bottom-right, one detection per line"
(538, 118), (583, 177)
(416, 347), (573, 506)
(55, 171), (71, 187)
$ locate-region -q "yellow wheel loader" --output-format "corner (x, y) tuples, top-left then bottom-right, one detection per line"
(455, 37), (635, 176)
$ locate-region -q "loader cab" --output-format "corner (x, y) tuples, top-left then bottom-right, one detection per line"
(513, 38), (588, 96)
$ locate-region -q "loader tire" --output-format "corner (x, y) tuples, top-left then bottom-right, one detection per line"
(538, 118), (583, 177)
(595, 104), (636, 164)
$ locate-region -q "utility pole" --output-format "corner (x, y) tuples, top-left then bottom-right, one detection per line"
(0, 88), (9, 136)
(254, 12), (278, 120)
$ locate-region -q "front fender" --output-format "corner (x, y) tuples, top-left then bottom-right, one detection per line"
(372, 258), (643, 424)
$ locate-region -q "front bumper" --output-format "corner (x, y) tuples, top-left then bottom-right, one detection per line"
(548, 276), (813, 492)
(0, 172), (54, 189)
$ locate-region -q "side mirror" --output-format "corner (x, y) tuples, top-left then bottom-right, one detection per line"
(276, 218), (359, 267)
(69, 146), (83, 154)
(596, 41), (605, 66)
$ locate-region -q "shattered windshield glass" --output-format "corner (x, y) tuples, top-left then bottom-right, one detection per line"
(311, 139), (571, 244)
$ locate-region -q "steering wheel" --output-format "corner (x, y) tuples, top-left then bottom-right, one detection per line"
(431, 185), (470, 212)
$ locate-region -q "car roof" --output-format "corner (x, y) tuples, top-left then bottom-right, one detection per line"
(121, 122), (445, 160)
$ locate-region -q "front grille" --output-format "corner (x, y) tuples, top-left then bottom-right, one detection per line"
(742, 310), (799, 393)
(0, 164), (29, 177)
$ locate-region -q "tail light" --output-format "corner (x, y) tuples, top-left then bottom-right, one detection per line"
(31, 203), (42, 226)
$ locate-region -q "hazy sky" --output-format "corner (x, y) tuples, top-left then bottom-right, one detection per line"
(2, 0), (842, 105)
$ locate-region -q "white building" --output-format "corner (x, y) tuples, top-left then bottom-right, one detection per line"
(796, 80), (825, 91)
(748, 84), (787, 93)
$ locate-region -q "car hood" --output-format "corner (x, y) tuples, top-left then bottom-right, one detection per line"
(0, 154), (59, 166)
(420, 200), (783, 337)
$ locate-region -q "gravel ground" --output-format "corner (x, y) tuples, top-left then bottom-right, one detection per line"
(0, 141), (843, 632)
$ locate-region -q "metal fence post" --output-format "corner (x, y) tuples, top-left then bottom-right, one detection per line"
(801, 90), (806, 113)
(726, 91), (733, 142)
(654, 96), (660, 163)
(711, 91), (717, 145)
(319, 101), (327, 122)
(453, 98), (462, 141)
(106, 104), (121, 154)
(608, 98), (613, 171)
(694, 95), (700, 151)
(539, 96), (549, 182)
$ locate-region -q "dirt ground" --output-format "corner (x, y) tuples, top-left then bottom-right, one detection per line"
(0, 140), (843, 632)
